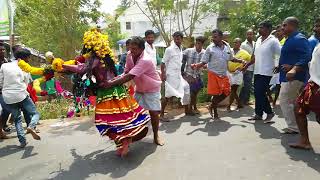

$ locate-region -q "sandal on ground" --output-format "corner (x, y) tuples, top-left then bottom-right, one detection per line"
(248, 115), (262, 121)
(27, 128), (41, 140)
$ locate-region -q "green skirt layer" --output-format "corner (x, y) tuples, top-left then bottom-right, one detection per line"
(96, 85), (128, 103)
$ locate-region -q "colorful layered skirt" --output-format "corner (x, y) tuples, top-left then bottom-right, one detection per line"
(94, 85), (150, 145)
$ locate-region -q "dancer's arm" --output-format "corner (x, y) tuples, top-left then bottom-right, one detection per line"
(62, 64), (87, 74)
(104, 74), (135, 88)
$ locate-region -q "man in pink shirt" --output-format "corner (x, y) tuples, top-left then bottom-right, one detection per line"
(106, 36), (164, 146)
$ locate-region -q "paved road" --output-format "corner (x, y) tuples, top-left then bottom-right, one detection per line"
(0, 106), (320, 180)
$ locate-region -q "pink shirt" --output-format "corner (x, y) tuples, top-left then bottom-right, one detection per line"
(125, 52), (161, 93)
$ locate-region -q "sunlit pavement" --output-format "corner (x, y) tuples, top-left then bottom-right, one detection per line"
(0, 105), (319, 180)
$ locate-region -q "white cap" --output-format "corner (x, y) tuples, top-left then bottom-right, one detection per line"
(45, 51), (54, 59)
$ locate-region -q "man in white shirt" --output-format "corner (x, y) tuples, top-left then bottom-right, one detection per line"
(0, 48), (41, 147)
(144, 30), (157, 67)
(243, 21), (281, 122)
(240, 29), (255, 105)
(161, 31), (192, 119)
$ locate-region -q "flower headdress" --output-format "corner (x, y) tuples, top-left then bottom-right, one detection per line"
(83, 28), (114, 60)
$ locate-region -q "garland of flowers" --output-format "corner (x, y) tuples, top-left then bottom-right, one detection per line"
(83, 28), (114, 60)
(17, 57), (78, 97)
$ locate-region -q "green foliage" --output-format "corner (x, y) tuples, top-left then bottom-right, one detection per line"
(37, 98), (72, 120)
(198, 70), (211, 103)
(103, 15), (126, 48)
(219, 0), (262, 39)
(14, 0), (102, 59)
(138, 0), (220, 45)
(259, 0), (320, 35)
(37, 98), (94, 120)
(220, 0), (320, 39)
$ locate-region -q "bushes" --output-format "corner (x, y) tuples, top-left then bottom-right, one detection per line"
(36, 98), (72, 120)
(198, 70), (211, 103)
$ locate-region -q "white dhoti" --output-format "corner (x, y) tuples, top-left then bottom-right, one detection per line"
(270, 73), (280, 85)
(227, 71), (243, 85)
(165, 72), (190, 105)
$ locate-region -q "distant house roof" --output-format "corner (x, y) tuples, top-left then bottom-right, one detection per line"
(0, 41), (45, 60)
(0, 36), (20, 41)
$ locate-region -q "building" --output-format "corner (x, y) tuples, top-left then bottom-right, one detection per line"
(118, 1), (219, 39)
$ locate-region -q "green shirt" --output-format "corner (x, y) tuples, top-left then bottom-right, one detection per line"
(45, 79), (56, 95)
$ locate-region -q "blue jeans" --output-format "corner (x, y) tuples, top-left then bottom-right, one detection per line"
(0, 95), (11, 129)
(254, 75), (273, 117)
(1, 95), (33, 128)
(239, 70), (253, 104)
(7, 96), (40, 144)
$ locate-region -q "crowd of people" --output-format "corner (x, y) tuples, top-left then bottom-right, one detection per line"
(117, 16), (319, 150)
(0, 16), (319, 157)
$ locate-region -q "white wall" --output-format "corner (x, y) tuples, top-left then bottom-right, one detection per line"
(118, 3), (155, 37)
(118, 1), (219, 38)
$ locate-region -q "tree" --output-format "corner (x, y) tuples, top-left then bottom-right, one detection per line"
(14, 0), (102, 59)
(103, 14), (126, 48)
(260, 0), (320, 35)
(219, 0), (262, 40)
(220, 0), (320, 40)
(135, 0), (219, 46)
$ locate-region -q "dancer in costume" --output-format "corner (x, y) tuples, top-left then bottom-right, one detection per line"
(63, 29), (150, 157)
(105, 36), (164, 146)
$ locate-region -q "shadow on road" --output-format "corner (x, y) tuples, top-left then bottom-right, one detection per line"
(186, 118), (246, 136)
(281, 134), (320, 173)
(47, 119), (96, 137)
(159, 106), (252, 134)
(49, 141), (157, 180)
(0, 145), (37, 159)
(242, 120), (320, 174)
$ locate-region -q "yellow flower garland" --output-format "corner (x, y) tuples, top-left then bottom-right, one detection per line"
(18, 58), (76, 94)
(33, 76), (46, 93)
(18, 59), (44, 75)
(83, 28), (114, 60)
(52, 58), (76, 72)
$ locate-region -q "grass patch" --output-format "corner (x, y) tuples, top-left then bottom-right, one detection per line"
(36, 98), (94, 120)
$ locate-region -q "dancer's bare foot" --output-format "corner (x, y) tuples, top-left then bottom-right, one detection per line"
(289, 141), (312, 150)
(120, 138), (132, 157)
(27, 128), (41, 140)
(154, 135), (164, 146)
(116, 148), (122, 156)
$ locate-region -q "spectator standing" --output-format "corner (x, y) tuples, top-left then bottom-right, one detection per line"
(227, 38), (251, 111)
(161, 31), (193, 119)
(278, 17), (311, 134)
(239, 29), (255, 105)
(182, 36), (206, 114)
(308, 18), (320, 53)
(243, 21), (281, 122)
(144, 30), (158, 67)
